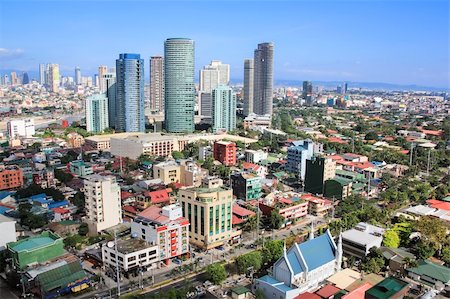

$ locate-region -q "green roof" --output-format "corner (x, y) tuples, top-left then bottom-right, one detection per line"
(59, 220), (79, 226)
(231, 286), (250, 295)
(37, 261), (88, 292)
(365, 277), (408, 299)
(333, 290), (348, 299)
(442, 196), (450, 202)
(330, 177), (352, 186)
(407, 260), (450, 283)
(273, 171), (287, 179)
(10, 236), (56, 252)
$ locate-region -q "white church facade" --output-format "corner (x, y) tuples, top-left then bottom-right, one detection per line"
(255, 229), (342, 299)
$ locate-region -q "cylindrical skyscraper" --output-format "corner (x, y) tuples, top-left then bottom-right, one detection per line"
(243, 59), (254, 116)
(253, 42), (274, 115)
(164, 38), (195, 133)
(115, 53), (145, 132)
(75, 67), (81, 85)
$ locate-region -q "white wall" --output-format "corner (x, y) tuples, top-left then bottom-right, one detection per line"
(0, 217), (17, 250)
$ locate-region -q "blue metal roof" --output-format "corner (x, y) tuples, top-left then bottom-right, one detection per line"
(0, 191), (14, 200)
(287, 249), (303, 274)
(0, 206), (12, 215)
(258, 275), (281, 285)
(48, 200), (69, 209)
(298, 233), (336, 271)
(275, 283), (294, 292)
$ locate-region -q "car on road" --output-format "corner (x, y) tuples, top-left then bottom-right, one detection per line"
(173, 258), (182, 265)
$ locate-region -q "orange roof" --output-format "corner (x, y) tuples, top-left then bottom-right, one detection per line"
(421, 129), (443, 137)
(342, 283), (372, 299)
(328, 155), (344, 161)
(123, 205), (137, 214)
(243, 162), (261, 171)
(144, 188), (171, 204)
(328, 137), (348, 144)
(399, 149), (409, 155)
(233, 204), (256, 217)
(295, 292), (321, 299)
(427, 199), (450, 211)
(232, 214), (245, 225)
(52, 207), (70, 214)
(121, 191), (134, 199)
(327, 129), (338, 134)
(315, 285), (341, 298)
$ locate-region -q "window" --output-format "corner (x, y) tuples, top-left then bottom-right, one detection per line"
(128, 256), (136, 262)
(139, 253), (147, 258)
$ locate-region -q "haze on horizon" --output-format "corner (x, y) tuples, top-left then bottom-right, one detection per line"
(0, 0), (449, 89)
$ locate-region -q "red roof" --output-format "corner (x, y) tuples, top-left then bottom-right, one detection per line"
(278, 197), (294, 205)
(144, 188), (171, 204)
(427, 199), (450, 211)
(342, 283), (372, 299)
(243, 162), (261, 171)
(295, 292), (321, 299)
(123, 205), (138, 214)
(327, 129), (338, 134)
(232, 214), (245, 225)
(399, 149), (409, 155)
(233, 204), (256, 217)
(422, 129), (443, 137)
(328, 154), (343, 161)
(121, 191), (134, 200)
(328, 137), (348, 144)
(52, 207), (70, 214)
(315, 285), (341, 298)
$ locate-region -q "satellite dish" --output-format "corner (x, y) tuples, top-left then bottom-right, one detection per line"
(107, 241), (115, 248)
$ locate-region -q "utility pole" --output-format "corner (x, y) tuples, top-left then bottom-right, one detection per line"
(366, 172), (371, 201)
(114, 230), (121, 297)
(426, 148), (431, 176)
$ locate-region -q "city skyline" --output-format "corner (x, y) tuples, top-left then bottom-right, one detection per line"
(0, 0), (448, 89)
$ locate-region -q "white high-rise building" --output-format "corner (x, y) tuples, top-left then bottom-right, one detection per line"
(199, 60), (230, 93)
(75, 67), (81, 85)
(98, 65), (108, 92)
(212, 85), (236, 133)
(86, 94), (109, 133)
(7, 119), (35, 139)
(101, 73), (116, 128)
(243, 59), (254, 116)
(84, 175), (122, 235)
(39, 63), (46, 85)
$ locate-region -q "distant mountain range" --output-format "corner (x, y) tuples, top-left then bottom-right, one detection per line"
(1, 69), (447, 93)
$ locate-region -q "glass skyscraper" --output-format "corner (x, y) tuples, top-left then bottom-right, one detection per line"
(253, 42), (274, 115)
(164, 38), (195, 133)
(115, 53), (145, 132)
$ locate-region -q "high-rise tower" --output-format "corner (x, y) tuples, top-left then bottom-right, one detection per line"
(98, 65), (108, 92)
(85, 94), (109, 133)
(253, 42), (274, 115)
(164, 38), (195, 133)
(149, 56), (165, 113)
(75, 67), (81, 85)
(115, 54), (145, 132)
(101, 73), (116, 128)
(39, 64), (46, 85)
(212, 86), (236, 133)
(199, 60), (230, 93)
(48, 64), (60, 92)
(243, 59), (254, 116)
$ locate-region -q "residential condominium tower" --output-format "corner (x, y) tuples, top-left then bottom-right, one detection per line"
(101, 73), (116, 128)
(39, 63), (46, 85)
(253, 42), (274, 115)
(75, 66), (81, 85)
(243, 59), (254, 116)
(212, 85), (236, 133)
(48, 63), (60, 92)
(98, 65), (108, 93)
(85, 94), (109, 133)
(164, 38), (195, 133)
(115, 53), (145, 132)
(149, 56), (165, 113)
(199, 60), (230, 93)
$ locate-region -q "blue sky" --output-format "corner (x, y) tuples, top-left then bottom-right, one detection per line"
(0, 0), (449, 88)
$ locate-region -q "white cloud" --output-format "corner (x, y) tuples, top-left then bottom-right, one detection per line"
(0, 48), (25, 59)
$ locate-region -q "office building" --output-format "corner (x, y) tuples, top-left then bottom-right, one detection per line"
(7, 118), (35, 139)
(304, 156), (336, 194)
(303, 81), (313, 105)
(22, 72), (29, 84)
(213, 141), (236, 166)
(131, 204), (189, 263)
(243, 59), (254, 116)
(164, 38), (195, 133)
(0, 165), (23, 190)
(212, 85), (236, 133)
(253, 42), (274, 115)
(115, 53), (145, 132)
(75, 66), (81, 85)
(286, 140), (315, 181)
(84, 175), (122, 235)
(39, 63), (46, 85)
(101, 73), (116, 128)
(86, 94), (109, 133)
(343, 82), (348, 94)
(199, 60), (230, 93)
(102, 238), (158, 272)
(179, 186), (233, 250)
(149, 56), (165, 113)
(98, 65), (108, 92)
(10, 72), (18, 85)
(48, 63), (60, 92)
(231, 172), (262, 201)
(199, 92), (212, 118)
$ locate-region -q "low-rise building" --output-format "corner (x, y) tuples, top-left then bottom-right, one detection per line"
(259, 192), (308, 227)
(180, 160), (207, 187)
(153, 161), (180, 185)
(231, 172), (262, 201)
(407, 260), (450, 289)
(102, 238), (158, 273)
(365, 277), (409, 299)
(324, 177), (352, 200)
(243, 114), (271, 132)
(137, 188), (172, 210)
(69, 160), (93, 177)
(202, 176), (223, 189)
(0, 165), (24, 190)
(213, 141), (236, 166)
(131, 204), (189, 264)
(341, 222), (384, 259)
(245, 149), (268, 164)
(0, 214), (16, 250)
(302, 194), (333, 217)
(67, 132), (85, 148)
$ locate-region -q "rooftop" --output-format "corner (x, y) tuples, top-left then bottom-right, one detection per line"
(115, 238), (154, 254)
(9, 231), (61, 253)
(407, 260), (450, 283)
(365, 277), (409, 299)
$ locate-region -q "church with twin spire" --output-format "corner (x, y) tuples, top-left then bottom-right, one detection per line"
(255, 227), (343, 299)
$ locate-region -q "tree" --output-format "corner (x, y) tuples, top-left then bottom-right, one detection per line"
(255, 289), (265, 299)
(262, 240), (284, 264)
(383, 230), (400, 248)
(171, 151), (185, 160)
(72, 191), (85, 210)
(361, 248), (385, 274)
(269, 209), (284, 229)
(206, 263), (227, 285)
(55, 169), (74, 184)
(441, 246), (450, 265)
(78, 223), (89, 236)
(235, 251), (263, 274)
(414, 240), (436, 260)
(416, 216), (447, 249)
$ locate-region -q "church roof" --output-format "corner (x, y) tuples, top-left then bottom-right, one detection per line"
(298, 232), (336, 271)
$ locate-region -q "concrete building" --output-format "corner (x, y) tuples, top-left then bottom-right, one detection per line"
(0, 165), (24, 190)
(131, 204), (189, 264)
(110, 133), (177, 159)
(213, 141), (236, 166)
(231, 172), (262, 201)
(98, 65), (108, 93)
(7, 118), (35, 139)
(84, 175), (122, 235)
(101, 72), (116, 128)
(286, 140), (315, 181)
(179, 187), (234, 250)
(202, 176), (223, 189)
(243, 113), (271, 132)
(40, 63), (46, 85)
(115, 53), (145, 132)
(48, 63), (60, 92)
(152, 161), (180, 185)
(180, 160), (207, 187)
(199, 92), (212, 119)
(199, 60), (230, 93)
(259, 194), (308, 227)
(67, 132), (85, 148)
(0, 214), (16, 250)
(341, 222), (385, 259)
(324, 177), (352, 200)
(253, 42), (274, 115)
(303, 81), (313, 105)
(86, 94), (109, 133)
(102, 238), (158, 272)
(164, 38), (195, 133)
(243, 59), (254, 116)
(69, 160), (93, 177)
(245, 149), (268, 163)
(150, 56), (165, 113)
(212, 86), (236, 133)
(304, 156), (336, 195)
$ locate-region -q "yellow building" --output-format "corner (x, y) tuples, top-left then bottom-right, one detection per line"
(153, 161), (180, 184)
(179, 187), (234, 250)
(48, 64), (60, 92)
